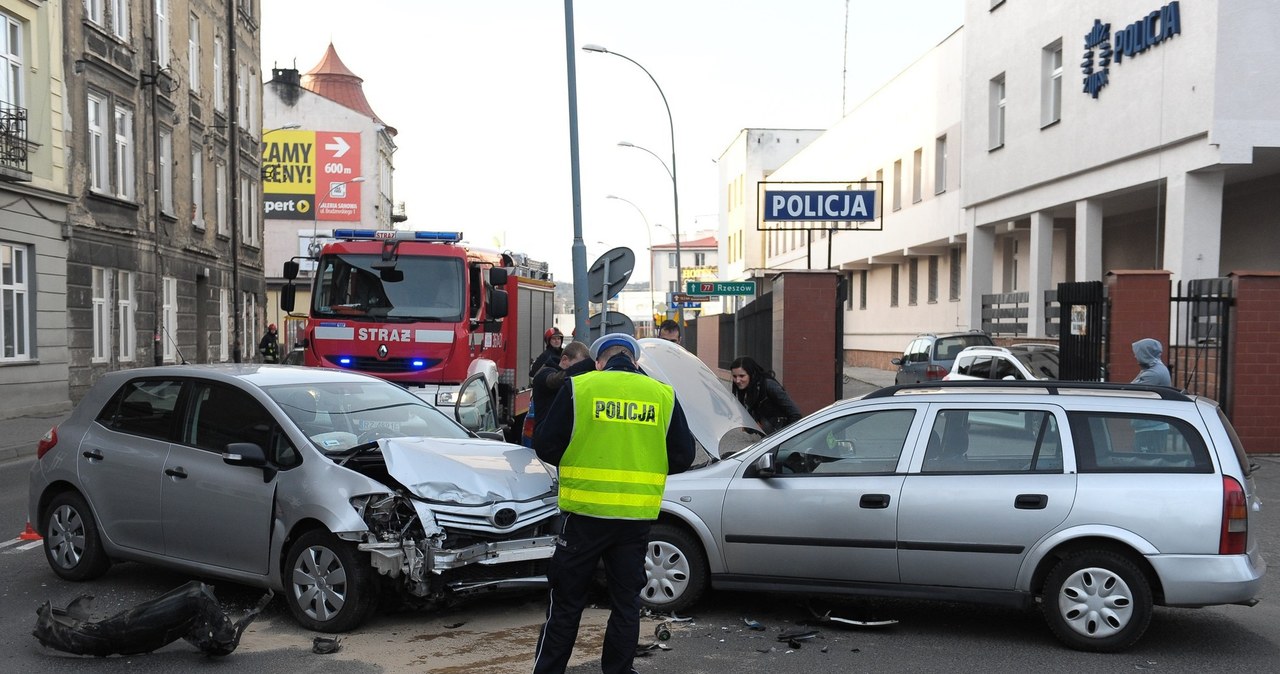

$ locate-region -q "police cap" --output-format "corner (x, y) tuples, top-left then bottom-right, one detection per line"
(589, 333), (640, 361)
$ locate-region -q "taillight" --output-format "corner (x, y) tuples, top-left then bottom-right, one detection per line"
(36, 426), (58, 460)
(1220, 476), (1248, 555)
(925, 365), (948, 380)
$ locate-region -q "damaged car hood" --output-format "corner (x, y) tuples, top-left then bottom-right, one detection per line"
(378, 437), (555, 504)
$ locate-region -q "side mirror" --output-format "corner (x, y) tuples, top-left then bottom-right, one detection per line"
(223, 442), (268, 468)
(455, 374), (498, 433)
(283, 260), (300, 280)
(280, 284), (296, 312)
(890, 357), (903, 366)
(488, 288), (509, 319)
(489, 267), (508, 286)
(750, 452), (776, 478)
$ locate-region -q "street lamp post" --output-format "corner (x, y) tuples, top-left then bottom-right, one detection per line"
(605, 195), (656, 334)
(582, 44), (684, 328)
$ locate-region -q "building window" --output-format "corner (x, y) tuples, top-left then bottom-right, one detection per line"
(928, 256), (939, 303)
(154, 0), (169, 68)
(112, 105), (134, 200)
(85, 0), (104, 25)
(117, 270), (135, 361)
(935, 135), (948, 194)
(239, 174), (255, 245)
(215, 161), (228, 235)
(0, 243), (31, 361)
(191, 146), (204, 227)
(874, 168), (884, 218)
(950, 248), (962, 301)
(694, 252), (706, 266)
(188, 14), (200, 92)
(989, 73), (1006, 150)
(908, 258), (919, 306)
(1, 11), (23, 108)
(912, 148), (923, 204)
(162, 276), (177, 363)
(213, 36), (225, 112)
(110, 0), (129, 40)
(87, 93), (107, 192)
(892, 159), (902, 211)
(91, 266), (111, 362)
(890, 263), (900, 307)
(242, 291), (256, 362)
(219, 287), (229, 361)
(858, 270), (867, 310)
(667, 252), (676, 269)
(236, 62), (248, 128)
(159, 129), (173, 214)
(1042, 39), (1063, 128)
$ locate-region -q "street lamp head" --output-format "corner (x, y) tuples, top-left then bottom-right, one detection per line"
(617, 141), (636, 148)
(280, 123), (301, 130)
(581, 44), (609, 54)
(349, 176), (366, 183)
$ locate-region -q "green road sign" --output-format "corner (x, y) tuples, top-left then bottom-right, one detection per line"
(686, 281), (756, 296)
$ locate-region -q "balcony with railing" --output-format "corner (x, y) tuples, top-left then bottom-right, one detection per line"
(0, 100), (31, 181)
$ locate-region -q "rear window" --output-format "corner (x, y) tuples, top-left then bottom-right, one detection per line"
(933, 334), (994, 361)
(1068, 412), (1213, 473)
(96, 378), (183, 441)
(1216, 406), (1253, 477)
(1012, 350), (1060, 379)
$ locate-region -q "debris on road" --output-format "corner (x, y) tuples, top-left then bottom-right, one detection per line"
(312, 636), (343, 654)
(742, 618), (766, 631)
(805, 603), (898, 628)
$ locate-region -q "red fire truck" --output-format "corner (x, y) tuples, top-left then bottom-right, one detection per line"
(280, 229), (555, 439)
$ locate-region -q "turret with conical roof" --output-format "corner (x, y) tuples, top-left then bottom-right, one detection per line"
(301, 43), (397, 135)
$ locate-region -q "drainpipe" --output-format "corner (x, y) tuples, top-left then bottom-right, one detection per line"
(227, 3), (242, 362)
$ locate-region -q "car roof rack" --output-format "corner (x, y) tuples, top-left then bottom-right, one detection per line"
(863, 380), (1192, 402)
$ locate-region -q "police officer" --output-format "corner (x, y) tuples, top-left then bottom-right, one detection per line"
(531, 333), (695, 674)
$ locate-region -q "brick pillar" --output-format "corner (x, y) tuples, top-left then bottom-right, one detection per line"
(694, 312), (720, 374)
(1105, 270), (1171, 383)
(1228, 272), (1280, 454)
(772, 271), (840, 415)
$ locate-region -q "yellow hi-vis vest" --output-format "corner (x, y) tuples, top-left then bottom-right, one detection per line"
(558, 370), (675, 520)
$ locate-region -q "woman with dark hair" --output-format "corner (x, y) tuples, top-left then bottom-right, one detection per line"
(730, 356), (802, 434)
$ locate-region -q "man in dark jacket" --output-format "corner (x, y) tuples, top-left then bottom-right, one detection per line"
(529, 328), (564, 377)
(531, 341), (593, 432)
(531, 334), (694, 674)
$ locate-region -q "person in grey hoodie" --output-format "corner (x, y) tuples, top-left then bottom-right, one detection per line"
(1131, 338), (1172, 387)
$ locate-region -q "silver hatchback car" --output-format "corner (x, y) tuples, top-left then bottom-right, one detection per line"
(28, 365), (558, 632)
(635, 372), (1265, 652)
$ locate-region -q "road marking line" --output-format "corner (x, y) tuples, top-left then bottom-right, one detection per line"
(16, 540), (42, 552)
(0, 538), (20, 549)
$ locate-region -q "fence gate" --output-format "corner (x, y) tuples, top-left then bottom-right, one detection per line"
(1170, 278), (1233, 413)
(1056, 281), (1107, 381)
(723, 291), (773, 371)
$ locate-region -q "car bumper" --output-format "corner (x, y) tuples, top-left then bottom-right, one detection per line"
(1148, 552), (1267, 606)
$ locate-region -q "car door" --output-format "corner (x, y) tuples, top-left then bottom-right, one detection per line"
(719, 405), (924, 584)
(897, 404), (1076, 589)
(162, 380), (280, 574)
(78, 377), (183, 554)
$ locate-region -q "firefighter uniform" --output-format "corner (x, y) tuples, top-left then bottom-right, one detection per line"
(531, 334), (694, 674)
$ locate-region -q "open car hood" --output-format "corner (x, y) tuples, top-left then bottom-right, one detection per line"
(380, 437), (555, 504)
(637, 338), (763, 460)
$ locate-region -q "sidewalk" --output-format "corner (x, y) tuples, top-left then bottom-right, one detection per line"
(0, 412), (65, 464)
(842, 365), (897, 398)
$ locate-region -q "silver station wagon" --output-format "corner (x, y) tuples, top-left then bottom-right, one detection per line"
(637, 373), (1265, 652)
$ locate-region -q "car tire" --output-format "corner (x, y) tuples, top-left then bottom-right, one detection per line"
(641, 524), (708, 614)
(284, 529), (378, 633)
(43, 491), (111, 581)
(1041, 550), (1153, 653)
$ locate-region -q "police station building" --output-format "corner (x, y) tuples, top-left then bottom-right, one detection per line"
(732, 0), (1280, 365)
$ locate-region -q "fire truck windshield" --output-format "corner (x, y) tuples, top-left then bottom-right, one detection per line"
(313, 254), (464, 322)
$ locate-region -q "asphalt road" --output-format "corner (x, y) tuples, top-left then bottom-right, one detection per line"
(2, 453), (1278, 673)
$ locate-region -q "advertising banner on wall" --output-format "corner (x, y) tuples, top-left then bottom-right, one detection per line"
(262, 130), (362, 222)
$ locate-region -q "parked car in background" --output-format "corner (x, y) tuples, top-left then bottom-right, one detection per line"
(28, 365), (558, 633)
(280, 346), (305, 366)
(892, 331), (994, 384)
(945, 345), (1060, 381)
(640, 380), (1265, 652)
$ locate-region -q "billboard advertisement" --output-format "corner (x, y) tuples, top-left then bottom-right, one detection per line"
(262, 130), (362, 222)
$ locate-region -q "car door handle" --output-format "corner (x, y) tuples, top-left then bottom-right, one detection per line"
(1015, 494), (1047, 510)
(82, 449), (104, 460)
(860, 493), (891, 509)
(165, 467), (188, 479)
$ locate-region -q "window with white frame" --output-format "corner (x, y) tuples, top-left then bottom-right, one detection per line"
(188, 13), (199, 92)
(162, 276), (177, 362)
(191, 146), (204, 227)
(242, 291), (256, 360)
(213, 36), (225, 112)
(989, 73), (1006, 150)
(91, 266), (111, 362)
(1042, 39), (1063, 128)
(85, 0), (104, 26)
(667, 252), (676, 269)
(237, 62), (248, 128)
(218, 287), (229, 361)
(216, 160), (228, 235)
(694, 252), (706, 266)
(155, 0), (169, 68)
(110, 0), (128, 39)
(1, 243), (31, 361)
(1, 11), (23, 108)
(912, 148), (923, 204)
(892, 159), (902, 211)
(112, 105), (134, 199)
(87, 93), (107, 192)
(239, 174), (257, 245)
(159, 129), (173, 214)
(116, 270), (135, 361)
(935, 135), (948, 194)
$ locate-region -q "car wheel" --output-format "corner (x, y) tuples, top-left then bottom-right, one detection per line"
(43, 491), (111, 581)
(641, 524), (708, 614)
(284, 529), (378, 632)
(1041, 550), (1153, 652)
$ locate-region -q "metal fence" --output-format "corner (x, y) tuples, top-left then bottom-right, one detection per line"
(980, 291), (1029, 336)
(1170, 278), (1233, 412)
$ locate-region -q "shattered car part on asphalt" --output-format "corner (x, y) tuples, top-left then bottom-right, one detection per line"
(32, 581), (272, 657)
(312, 636), (343, 654)
(806, 603), (899, 628)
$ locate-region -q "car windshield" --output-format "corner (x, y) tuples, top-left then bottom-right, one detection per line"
(1012, 350), (1060, 379)
(312, 253), (464, 322)
(266, 380), (472, 453)
(934, 334), (994, 361)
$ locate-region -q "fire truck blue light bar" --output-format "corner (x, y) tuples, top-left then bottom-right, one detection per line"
(332, 229), (463, 242)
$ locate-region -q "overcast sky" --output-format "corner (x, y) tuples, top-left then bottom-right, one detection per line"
(261, 0), (964, 284)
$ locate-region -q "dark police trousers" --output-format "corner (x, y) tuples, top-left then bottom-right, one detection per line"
(532, 512), (651, 674)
